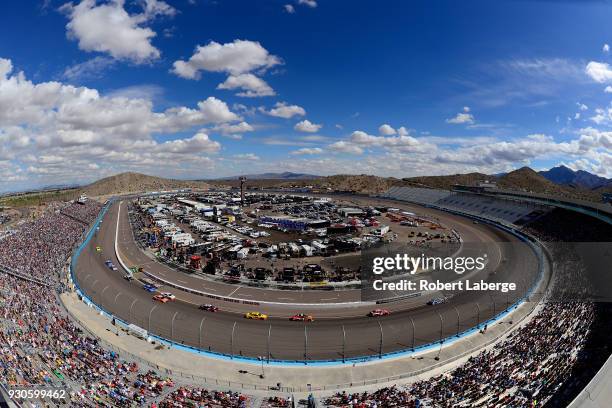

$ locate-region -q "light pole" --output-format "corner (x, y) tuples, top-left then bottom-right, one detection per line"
(342, 325), (346, 363)
(171, 311), (178, 339)
(378, 321), (383, 358)
(304, 324), (308, 361)
(452, 306), (460, 337)
(435, 312), (444, 361)
(258, 356), (265, 379)
(231, 322), (237, 359)
(438, 312), (443, 344)
(410, 316), (415, 351)
(199, 317), (206, 348)
(267, 324), (271, 363)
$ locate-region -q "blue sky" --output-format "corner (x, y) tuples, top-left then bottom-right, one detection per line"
(0, 0), (612, 192)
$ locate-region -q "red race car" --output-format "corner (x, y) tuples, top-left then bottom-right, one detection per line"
(289, 313), (315, 322)
(153, 294), (170, 303)
(368, 309), (391, 317)
(199, 304), (219, 312)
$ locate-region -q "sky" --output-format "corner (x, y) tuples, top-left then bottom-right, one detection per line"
(1, 0), (612, 192)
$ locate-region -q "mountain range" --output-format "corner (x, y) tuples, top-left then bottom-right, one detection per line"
(538, 165), (611, 190)
(214, 172), (320, 181)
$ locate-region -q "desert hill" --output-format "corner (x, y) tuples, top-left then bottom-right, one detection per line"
(82, 172), (209, 198)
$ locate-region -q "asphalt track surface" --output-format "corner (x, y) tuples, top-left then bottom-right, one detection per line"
(74, 198), (540, 361)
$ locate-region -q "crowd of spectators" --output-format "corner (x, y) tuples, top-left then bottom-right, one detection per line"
(0, 273), (180, 406)
(0, 199), (250, 407)
(522, 208), (612, 242)
(324, 208), (611, 407)
(0, 195), (608, 407)
(325, 302), (594, 407)
(0, 201), (101, 280)
(156, 387), (248, 407)
(61, 201), (104, 225)
(326, 385), (413, 407)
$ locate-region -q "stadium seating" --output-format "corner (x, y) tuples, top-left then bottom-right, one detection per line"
(383, 187), (550, 225)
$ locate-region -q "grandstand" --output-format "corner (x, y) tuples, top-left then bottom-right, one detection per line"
(382, 186), (551, 225)
(1, 192), (611, 407)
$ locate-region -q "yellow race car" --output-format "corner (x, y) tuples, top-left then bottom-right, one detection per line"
(95, 246), (102, 252)
(244, 311), (268, 320)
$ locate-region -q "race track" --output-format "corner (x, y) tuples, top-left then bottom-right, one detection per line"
(74, 197), (540, 361)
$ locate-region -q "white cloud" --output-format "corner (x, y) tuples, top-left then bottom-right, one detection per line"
(61, 0), (173, 64)
(172, 39), (281, 80)
(446, 113), (474, 124)
(328, 141), (364, 155)
(504, 58), (584, 80)
(605, 86), (612, 93)
(433, 134), (578, 167)
(298, 0), (317, 8)
(106, 84), (164, 100)
(233, 153), (260, 161)
(62, 56), (116, 81)
(0, 56), (244, 188)
(577, 102), (588, 111)
(397, 126), (409, 136)
(217, 73), (275, 97)
(578, 127), (612, 150)
(158, 132), (220, 154)
(585, 61), (612, 83)
(139, 0), (177, 20)
(284, 4), (295, 13)
(590, 107), (612, 124)
(378, 124), (396, 135)
(349, 130), (424, 150)
(211, 121), (254, 137)
(262, 102), (306, 118)
(446, 107), (475, 125)
(294, 119), (322, 133)
(604, 43), (610, 53)
(290, 147), (323, 155)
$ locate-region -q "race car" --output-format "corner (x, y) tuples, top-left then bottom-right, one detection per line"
(245, 312), (268, 320)
(289, 313), (314, 322)
(427, 297), (447, 306)
(143, 284), (157, 292)
(159, 292), (176, 301)
(153, 294), (169, 303)
(368, 309), (391, 317)
(96, 246), (102, 252)
(199, 304), (219, 312)
(104, 260), (118, 271)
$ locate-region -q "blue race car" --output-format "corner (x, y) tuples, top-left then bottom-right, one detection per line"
(143, 284), (157, 292)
